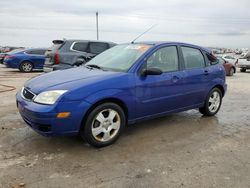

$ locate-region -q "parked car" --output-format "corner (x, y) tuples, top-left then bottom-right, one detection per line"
(0, 48), (25, 64)
(237, 51), (250, 72)
(217, 57), (236, 76)
(43, 39), (116, 72)
(3, 48), (47, 72)
(17, 42), (227, 147)
(222, 55), (238, 65)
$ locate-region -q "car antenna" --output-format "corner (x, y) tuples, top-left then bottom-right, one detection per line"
(131, 24), (157, 44)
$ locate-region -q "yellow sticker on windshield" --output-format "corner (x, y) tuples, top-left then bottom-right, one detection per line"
(125, 45), (151, 52)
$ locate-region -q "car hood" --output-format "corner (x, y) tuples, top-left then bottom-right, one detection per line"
(25, 67), (124, 94)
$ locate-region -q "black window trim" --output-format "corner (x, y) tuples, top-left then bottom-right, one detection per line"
(180, 45), (206, 70)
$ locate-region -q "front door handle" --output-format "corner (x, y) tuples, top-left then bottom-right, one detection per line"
(172, 75), (180, 83)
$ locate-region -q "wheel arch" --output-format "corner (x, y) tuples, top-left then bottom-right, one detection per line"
(19, 60), (34, 69)
(80, 97), (128, 130)
(232, 66), (236, 73)
(213, 84), (225, 97)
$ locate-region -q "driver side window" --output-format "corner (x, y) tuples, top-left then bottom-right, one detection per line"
(147, 46), (179, 72)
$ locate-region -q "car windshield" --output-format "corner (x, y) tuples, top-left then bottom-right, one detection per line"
(85, 44), (152, 72)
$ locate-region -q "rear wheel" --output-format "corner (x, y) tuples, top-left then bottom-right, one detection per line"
(19, 61), (33, 72)
(240, 68), (246, 72)
(80, 103), (126, 147)
(199, 88), (222, 116)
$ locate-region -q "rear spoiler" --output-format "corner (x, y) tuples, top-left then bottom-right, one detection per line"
(52, 40), (65, 44)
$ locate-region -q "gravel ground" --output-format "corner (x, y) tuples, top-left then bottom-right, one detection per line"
(0, 65), (249, 188)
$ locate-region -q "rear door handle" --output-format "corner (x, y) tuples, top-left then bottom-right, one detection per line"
(204, 70), (209, 75)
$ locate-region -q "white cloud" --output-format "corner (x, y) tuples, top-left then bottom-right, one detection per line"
(0, 0), (250, 48)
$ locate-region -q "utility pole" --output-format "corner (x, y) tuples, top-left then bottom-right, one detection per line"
(96, 12), (99, 40)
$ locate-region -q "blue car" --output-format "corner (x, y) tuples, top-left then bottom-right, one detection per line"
(4, 48), (47, 72)
(16, 42), (227, 147)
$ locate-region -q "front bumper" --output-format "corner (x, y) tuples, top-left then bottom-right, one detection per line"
(16, 91), (91, 136)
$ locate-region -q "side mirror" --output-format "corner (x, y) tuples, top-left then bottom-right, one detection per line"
(74, 58), (85, 66)
(141, 67), (163, 76)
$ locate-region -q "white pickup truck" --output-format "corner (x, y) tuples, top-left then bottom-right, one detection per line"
(237, 51), (250, 72)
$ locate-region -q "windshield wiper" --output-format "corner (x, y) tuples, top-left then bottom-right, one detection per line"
(85, 64), (103, 70)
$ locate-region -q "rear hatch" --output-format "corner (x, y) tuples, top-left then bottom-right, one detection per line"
(44, 40), (64, 66)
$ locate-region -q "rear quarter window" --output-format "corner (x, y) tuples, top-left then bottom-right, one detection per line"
(207, 53), (219, 65)
(181, 47), (205, 69)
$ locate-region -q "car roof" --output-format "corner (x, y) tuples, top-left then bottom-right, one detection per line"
(64, 39), (116, 44)
(25, 48), (47, 51)
(131, 41), (212, 54)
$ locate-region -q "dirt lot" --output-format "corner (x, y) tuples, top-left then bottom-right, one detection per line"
(0, 64), (249, 188)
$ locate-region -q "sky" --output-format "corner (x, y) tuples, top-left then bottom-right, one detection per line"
(0, 0), (250, 48)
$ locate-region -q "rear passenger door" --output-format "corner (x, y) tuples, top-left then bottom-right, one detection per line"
(180, 46), (209, 106)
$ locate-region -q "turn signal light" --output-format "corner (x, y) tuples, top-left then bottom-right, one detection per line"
(57, 112), (71, 118)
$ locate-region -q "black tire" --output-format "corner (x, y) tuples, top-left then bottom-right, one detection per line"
(80, 103), (126, 147)
(240, 68), (246, 72)
(229, 68), (234, 76)
(199, 88), (222, 116)
(19, 61), (33, 72)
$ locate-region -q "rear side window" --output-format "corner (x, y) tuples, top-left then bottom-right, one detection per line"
(181, 47), (205, 69)
(72, 42), (88, 52)
(89, 42), (109, 54)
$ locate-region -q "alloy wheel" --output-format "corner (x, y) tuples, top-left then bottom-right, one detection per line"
(208, 91), (221, 113)
(91, 109), (121, 142)
(22, 62), (32, 72)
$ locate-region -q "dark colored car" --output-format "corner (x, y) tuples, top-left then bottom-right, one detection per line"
(17, 42), (227, 147)
(3, 48), (47, 72)
(217, 57), (236, 76)
(43, 39), (116, 72)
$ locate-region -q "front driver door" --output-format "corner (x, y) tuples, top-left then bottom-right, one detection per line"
(135, 45), (185, 118)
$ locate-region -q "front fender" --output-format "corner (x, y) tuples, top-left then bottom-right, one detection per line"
(84, 88), (136, 120)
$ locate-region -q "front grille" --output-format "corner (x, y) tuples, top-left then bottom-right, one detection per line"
(22, 88), (35, 100)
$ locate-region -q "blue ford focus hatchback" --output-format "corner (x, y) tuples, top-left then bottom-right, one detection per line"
(16, 42), (227, 147)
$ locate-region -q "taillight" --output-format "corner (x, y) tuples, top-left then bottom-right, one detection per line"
(54, 52), (60, 64)
(5, 55), (15, 59)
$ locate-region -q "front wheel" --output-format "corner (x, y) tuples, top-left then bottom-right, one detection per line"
(81, 103), (126, 147)
(199, 88), (222, 116)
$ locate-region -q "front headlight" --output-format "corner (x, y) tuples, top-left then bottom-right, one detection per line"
(33, 90), (67, 105)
